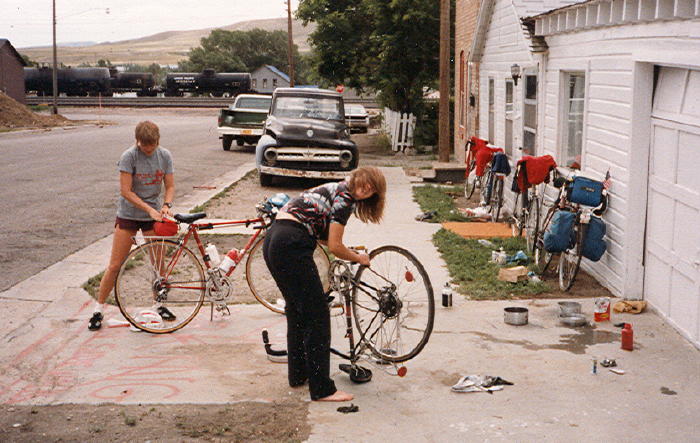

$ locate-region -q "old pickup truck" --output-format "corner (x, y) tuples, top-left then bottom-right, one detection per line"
(217, 94), (272, 150)
(255, 88), (358, 186)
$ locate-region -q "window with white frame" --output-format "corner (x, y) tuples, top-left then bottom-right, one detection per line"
(562, 73), (585, 169)
(505, 79), (514, 156)
(522, 74), (537, 155)
(263, 78), (268, 89)
(273, 78), (278, 87)
(252, 79), (257, 89)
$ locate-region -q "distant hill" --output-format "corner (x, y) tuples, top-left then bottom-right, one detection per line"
(19, 17), (314, 66)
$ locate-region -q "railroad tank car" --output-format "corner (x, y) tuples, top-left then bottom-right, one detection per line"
(109, 70), (158, 96)
(164, 69), (251, 97)
(24, 67), (112, 96)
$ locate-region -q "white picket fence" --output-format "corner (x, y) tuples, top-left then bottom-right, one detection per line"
(382, 107), (416, 152)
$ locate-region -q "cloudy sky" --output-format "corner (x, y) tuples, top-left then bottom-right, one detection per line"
(2, 0), (300, 48)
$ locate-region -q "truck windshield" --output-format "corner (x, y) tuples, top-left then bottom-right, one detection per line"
(273, 96), (343, 121)
(236, 97), (271, 110)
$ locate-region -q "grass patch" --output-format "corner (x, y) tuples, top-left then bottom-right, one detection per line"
(28, 104), (50, 112)
(413, 185), (471, 222)
(190, 169), (257, 214)
(434, 229), (551, 300)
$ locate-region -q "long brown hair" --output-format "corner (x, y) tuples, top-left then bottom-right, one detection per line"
(348, 166), (386, 224)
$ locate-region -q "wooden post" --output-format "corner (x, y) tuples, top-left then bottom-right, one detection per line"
(286, 0), (296, 87)
(51, 0), (58, 115)
(438, 0), (451, 162)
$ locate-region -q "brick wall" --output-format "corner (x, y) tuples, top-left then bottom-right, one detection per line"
(0, 45), (26, 104)
(453, 0), (480, 163)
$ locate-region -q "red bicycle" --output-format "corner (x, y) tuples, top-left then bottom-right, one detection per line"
(113, 197), (331, 333)
(463, 136), (504, 205)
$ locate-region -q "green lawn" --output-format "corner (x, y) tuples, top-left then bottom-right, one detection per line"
(412, 185), (471, 223)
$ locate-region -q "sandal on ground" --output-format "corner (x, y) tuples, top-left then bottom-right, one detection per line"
(88, 312), (103, 331)
(157, 306), (177, 321)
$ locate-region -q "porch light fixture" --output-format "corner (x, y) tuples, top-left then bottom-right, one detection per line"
(511, 64), (522, 86)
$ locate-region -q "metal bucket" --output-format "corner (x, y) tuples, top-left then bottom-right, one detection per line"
(558, 301), (582, 316)
(504, 307), (529, 326)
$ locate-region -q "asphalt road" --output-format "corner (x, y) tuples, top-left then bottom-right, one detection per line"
(0, 108), (253, 291)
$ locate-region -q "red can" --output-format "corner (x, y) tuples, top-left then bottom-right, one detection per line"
(594, 297), (611, 322)
(621, 323), (634, 351)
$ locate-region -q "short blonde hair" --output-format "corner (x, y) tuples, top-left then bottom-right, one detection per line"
(135, 121), (160, 146)
(348, 166), (386, 224)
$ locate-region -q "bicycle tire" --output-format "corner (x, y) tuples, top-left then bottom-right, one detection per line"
(525, 195), (540, 253)
(533, 205), (555, 274)
(512, 192), (525, 237)
(464, 159), (477, 199)
(558, 221), (584, 291)
(352, 245), (435, 363)
(490, 178), (504, 222)
(246, 235), (331, 314)
(480, 169), (493, 206)
(115, 239), (205, 334)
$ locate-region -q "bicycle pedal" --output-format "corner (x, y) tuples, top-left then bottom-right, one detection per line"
(215, 304), (231, 315)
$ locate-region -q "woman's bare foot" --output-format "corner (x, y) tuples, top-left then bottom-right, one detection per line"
(316, 390), (354, 402)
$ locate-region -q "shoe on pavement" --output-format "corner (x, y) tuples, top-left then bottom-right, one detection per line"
(157, 306), (177, 321)
(88, 312), (103, 331)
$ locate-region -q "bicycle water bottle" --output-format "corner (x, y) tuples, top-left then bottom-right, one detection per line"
(205, 243), (221, 266)
(219, 248), (241, 276)
(441, 283), (453, 308)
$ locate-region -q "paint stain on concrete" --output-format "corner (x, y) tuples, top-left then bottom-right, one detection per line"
(469, 326), (618, 355)
(660, 387), (677, 395)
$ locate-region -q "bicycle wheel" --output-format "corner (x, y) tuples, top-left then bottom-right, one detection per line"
(246, 236), (331, 314)
(115, 239), (205, 333)
(464, 160), (477, 199)
(525, 195), (540, 253)
(558, 221), (584, 291)
(480, 169), (493, 205)
(352, 246), (435, 363)
(533, 206), (555, 274)
(512, 192), (525, 237)
(490, 178), (504, 222)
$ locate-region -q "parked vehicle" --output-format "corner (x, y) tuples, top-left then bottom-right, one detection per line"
(24, 67), (112, 96)
(345, 103), (370, 133)
(217, 94), (272, 150)
(255, 88), (358, 186)
(109, 69), (158, 96)
(164, 69), (252, 97)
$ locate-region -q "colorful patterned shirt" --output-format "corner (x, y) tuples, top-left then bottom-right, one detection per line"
(282, 181), (356, 240)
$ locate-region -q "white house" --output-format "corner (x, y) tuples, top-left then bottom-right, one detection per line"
(470, 0), (700, 348)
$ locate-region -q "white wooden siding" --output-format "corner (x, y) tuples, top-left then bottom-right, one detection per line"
(541, 20), (700, 297)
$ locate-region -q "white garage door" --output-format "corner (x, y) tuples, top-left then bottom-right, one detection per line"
(645, 67), (700, 348)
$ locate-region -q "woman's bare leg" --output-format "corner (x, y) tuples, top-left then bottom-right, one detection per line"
(96, 226), (137, 304)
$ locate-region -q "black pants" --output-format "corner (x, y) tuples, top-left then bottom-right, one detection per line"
(262, 219), (336, 400)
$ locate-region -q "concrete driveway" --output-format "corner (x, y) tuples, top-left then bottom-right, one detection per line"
(0, 166), (698, 442)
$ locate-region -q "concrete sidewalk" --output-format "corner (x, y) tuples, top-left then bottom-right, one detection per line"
(0, 166), (698, 442)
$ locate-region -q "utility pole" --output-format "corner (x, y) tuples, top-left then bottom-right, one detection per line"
(438, 0), (450, 162)
(286, 0), (295, 87)
(51, 0), (58, 115)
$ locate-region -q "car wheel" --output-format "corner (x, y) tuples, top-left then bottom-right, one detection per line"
(222, 135), (233, 151)
(236, 138), (245, 146)
(259, 172), (273, 187)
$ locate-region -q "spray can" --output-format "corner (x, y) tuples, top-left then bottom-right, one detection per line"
(591, 358), (597, 375)
(205, 243), (221, 266)
(219, 248), (241, 276)
(441, 283), (453, 308)
(621, 323), (634, 351)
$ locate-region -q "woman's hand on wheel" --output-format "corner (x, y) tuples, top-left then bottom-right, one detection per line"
(357, 252), (370, 267)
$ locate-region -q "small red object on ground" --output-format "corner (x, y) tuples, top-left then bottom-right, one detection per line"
(621, 323), (634, 351)
(397, 366), (407, 377)
(594, 297), (611, 322)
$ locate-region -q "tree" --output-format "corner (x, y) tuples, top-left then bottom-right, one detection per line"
(297, 0), (441, 114)
(179, 28), (300, 75)
(20, 54), (38, 67)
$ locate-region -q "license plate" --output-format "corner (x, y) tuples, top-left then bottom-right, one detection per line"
(242, 129), (252, 135)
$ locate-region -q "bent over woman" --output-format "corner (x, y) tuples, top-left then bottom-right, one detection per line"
(262, 167), (386, 402)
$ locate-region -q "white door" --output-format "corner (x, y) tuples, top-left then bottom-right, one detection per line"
(645, 67), (700, 347)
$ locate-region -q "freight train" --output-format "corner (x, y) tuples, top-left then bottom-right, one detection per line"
(24, 67), (253, 97)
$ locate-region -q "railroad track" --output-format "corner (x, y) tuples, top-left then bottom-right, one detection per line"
(25, 96), (380, 109)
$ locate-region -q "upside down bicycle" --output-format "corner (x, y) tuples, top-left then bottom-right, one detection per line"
(263, 246), (436, 382)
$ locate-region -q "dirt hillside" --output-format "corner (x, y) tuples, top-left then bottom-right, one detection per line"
(0, 92), (72, 130)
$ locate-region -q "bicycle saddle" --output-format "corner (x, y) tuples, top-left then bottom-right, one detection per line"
(174, 212), (207, 224)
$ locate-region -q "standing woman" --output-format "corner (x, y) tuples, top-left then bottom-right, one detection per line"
(88, 121), (176, 331)
(263, 167), (386, 402)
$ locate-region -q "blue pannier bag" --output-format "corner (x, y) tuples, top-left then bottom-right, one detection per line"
(568, 176), (603, 207)
(582, 216), (607, 262)
(544, 210), (576, 253)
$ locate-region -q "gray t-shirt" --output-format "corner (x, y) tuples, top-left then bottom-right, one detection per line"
(116, 146), (174, 221)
